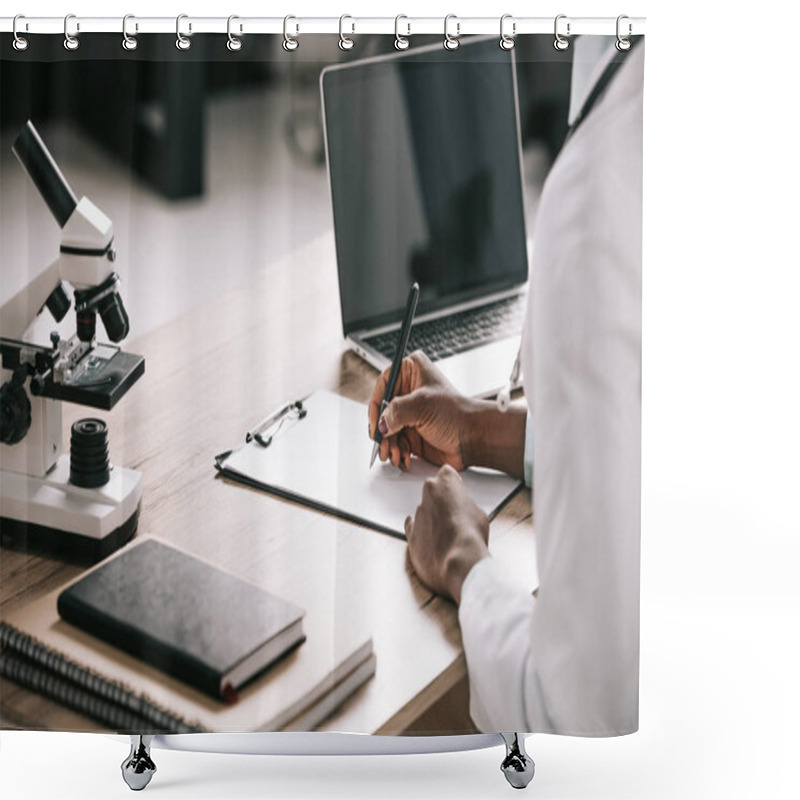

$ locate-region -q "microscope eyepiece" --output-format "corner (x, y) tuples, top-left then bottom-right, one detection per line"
(12, 121), (78, 228)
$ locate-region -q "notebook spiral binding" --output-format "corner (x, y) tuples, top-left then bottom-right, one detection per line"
(6, 14), (642, 54)
(0, 621), (205, 733)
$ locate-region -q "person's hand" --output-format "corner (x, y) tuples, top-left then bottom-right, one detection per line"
(368, 350), (472, 471)
(404, 464), (490, 604)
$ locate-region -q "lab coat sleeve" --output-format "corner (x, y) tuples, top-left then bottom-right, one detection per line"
(523, 411), (534, 489)
(458, 557), (544, 732)
(457, 43), (644, 736)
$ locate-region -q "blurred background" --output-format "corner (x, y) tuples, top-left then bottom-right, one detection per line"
(0, 34), (572, 341)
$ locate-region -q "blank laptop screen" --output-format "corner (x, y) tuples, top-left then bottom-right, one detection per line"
(322, 37), (529, 336)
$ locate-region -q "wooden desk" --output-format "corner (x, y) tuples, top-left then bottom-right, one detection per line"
(0, 232), (536, 735)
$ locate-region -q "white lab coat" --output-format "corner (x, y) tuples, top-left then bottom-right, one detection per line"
(458, 39), (644, 735)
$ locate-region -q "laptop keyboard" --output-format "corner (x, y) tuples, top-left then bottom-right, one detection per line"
(363, 294), (526, 363)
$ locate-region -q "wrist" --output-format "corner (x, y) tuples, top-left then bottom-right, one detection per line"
(460, 398), (490, 468)
(461, 400), (526, 478)
(444, 543), (490, 605)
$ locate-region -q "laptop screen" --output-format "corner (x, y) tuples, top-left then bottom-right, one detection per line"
(322, 37), (529, 336)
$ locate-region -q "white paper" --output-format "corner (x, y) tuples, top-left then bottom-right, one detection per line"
(220, 390), (521, 538)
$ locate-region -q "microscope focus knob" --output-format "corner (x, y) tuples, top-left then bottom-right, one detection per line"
(0, 374), (32, 446)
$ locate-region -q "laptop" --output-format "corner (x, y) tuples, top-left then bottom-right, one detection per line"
(321, 36), (529, 398)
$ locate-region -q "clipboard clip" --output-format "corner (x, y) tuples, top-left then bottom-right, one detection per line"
(245, 400), (307, 448)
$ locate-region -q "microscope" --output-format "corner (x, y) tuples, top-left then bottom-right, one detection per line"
(0, 121), (144, 564)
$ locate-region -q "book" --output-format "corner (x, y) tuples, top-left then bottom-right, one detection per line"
(1, 535), (375, 733)
(0, 622), (203, 732)
(0, 620), (376, 734)
(56, 538), (306, 702)
(216, 389), (522, 539)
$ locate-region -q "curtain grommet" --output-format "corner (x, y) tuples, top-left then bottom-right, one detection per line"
(13, 15), (29, 51)
(616, 15), (632, 51)
(176, 13), (191, 51)
(444, 14), (460, 51)
(283, 15), (299, 52)
(122, 14), (138, 51)
(554, 14), (570, 51)
(63, 13), (80, 51)
(499, 14), (515, 51)
(339, 14), (355, 51)
(227, 15), (242, 52)
(394, 15), (410, 51)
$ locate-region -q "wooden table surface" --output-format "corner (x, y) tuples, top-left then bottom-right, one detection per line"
(0, 232), (536, 735)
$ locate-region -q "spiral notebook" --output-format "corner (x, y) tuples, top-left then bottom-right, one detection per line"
(215, 390), (522, 539)
(1, 537), (375, 733)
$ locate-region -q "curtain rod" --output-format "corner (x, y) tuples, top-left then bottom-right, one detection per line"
(1, 15), (646, 37)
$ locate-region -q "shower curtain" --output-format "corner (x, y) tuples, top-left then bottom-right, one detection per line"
(0, 25), (644, 739)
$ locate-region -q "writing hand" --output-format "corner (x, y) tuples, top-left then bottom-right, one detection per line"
(368, 350), (471, 471)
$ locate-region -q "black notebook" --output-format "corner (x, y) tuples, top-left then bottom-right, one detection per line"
(57, 538), (306, 702)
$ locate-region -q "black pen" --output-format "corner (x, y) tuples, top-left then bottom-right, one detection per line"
(370, 282), (420, 468)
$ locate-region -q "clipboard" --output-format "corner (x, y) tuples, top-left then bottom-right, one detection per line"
(215, 390), (522, 539)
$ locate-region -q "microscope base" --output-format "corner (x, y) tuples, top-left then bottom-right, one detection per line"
(0, 456), (142, 564)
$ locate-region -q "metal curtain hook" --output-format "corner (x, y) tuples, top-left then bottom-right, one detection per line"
(616, 14), (632, 51)
(122, 14), (138, 51)
(63, 13), (79, 51)
(339, 14), (355, 51)
(176, 13), (191, 50)
(227, 15), (242, 51)
(499, 14), (515, 50)
(554, 14), (570, 51)
(394, 14), (410, 50)
(12, 14), (29, 51)
(444, 14), (460, 51)
(283, 15), (299, 51)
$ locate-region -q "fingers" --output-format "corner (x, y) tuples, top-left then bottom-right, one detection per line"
(409, 349), (459, 393)
(378, 432), (412, 470)
(369, 351), (449, 439)
(399, 433), (412, 471)
(368, 368), (389, 439)
(438, 463), (462, 483)
(408, 349), (430, 370)
(381, 390), (426, 437)
(421, 477), (438, 510)
(404, 513), (419, 578)
(385, 432), (411, 469)
(369, 357), (415, 438)
(421, 465), (460, 493)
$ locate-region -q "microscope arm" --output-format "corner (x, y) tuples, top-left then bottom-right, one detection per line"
(0, 259), (63, 341)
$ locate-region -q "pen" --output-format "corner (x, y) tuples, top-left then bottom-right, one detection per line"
(370, 282), (420, 468)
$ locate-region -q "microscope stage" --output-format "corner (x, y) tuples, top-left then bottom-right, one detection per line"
(44, 348), (145, 411)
